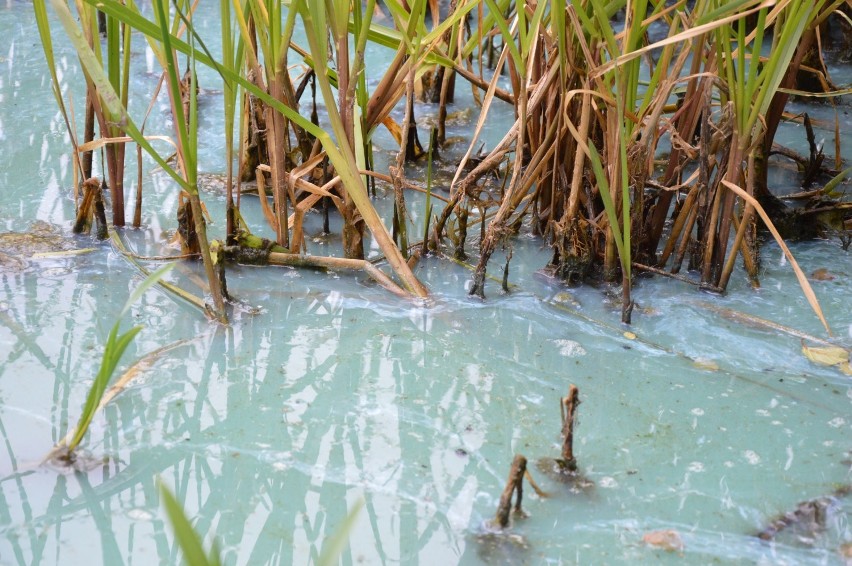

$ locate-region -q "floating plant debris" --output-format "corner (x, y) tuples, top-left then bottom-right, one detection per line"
(642, 529), (685, 553)
(756, 486), (852, 542)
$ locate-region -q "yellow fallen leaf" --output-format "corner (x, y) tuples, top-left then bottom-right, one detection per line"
(840, 362), (852, 376)
(802, 345), (851, 368)
(623, 332), (637, 340)
(692, 358), (719, 371)
(642, 529), (684, 552)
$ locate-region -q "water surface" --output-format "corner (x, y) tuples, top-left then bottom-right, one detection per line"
(1, 4), (851, 565)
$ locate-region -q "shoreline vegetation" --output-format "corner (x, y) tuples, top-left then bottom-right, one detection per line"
(34, 0), (851, 329)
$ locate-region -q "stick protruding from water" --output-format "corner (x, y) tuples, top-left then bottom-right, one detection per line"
(494, 454), (527, 529)
(560, 385), (580, 472)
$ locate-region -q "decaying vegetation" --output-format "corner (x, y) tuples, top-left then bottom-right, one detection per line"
(756, 485), (852, 542)
(492, 454), (528, 529)
(34, 0), (851, 329)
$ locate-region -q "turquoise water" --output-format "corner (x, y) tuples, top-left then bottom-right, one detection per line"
(1, 4), (851, 565)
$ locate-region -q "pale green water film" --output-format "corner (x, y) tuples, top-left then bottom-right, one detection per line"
(1, 3), (852, 565)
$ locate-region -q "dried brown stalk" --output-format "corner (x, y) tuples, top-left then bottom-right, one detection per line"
(559, 385), (580, 472)
(494, 454), (527, 529)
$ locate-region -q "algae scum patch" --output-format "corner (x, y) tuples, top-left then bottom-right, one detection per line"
(0, 221), (87, 271)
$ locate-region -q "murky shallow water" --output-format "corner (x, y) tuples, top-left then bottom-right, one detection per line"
(1, 4), (851, 565)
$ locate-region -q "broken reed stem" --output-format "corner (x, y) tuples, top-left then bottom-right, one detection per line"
(256, 250), (410, 299)
(718, 151), (758, 290)
(134, 143), (143, 228)
(360, 170), (450, 202)
(391, 61), (418, 256)
(560, 385), (579, 472)
(82, 91), (95, 180)
(93, 182), (108, 240)
(188, 193), (227, 323)
(73, 177), (100, 235)
(501, 247), (512, 293)
(494, 454), (527, 529)
(657, 185), (699, 268)
(633, 262), (707, 288)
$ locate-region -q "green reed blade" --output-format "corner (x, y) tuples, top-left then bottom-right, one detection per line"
(158, 479), (221, 566)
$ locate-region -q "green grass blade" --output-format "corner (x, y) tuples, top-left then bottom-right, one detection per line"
(48, 0), (193, 193)
(736, 13), (747, 133)
(66, 264), (174, 452)
(153, 0), (193, 175)
(618, 96), (631, 280)
(67, 324), (142, 452)
(551, 0), (567, 80)
(158, 479), (219, 566)
(483, 0), (523, 76)
(424, 133), (435, 244)
(588, 144), (627, 270)
(33, 1), (81, 163)
(749, 1), (817, 133)
(822, 165), (852, 197)
(121, 263), (175, 316)
(421, 0), (478, 45)
(107, 13), (121, 99)
(697, 0), (766, 26)
(745, 7), (767, 105)
(587, 0), (619, 56)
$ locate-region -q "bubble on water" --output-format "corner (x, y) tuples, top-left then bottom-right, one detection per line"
(828, 417), (846, 428)
(127, 508), (154, 521)
(755, 409), (770, 417)
(769, 398), (779, 409)
(687, 462), (704, 472)
(771, 420), (782, 426)
(691, 408), (704, 416)
(724, 461), (735, 468)
(599, 476), (618, 488)
(743, 450), (760, 465)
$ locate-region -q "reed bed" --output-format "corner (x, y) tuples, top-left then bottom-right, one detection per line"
(36, 0), (851, 328)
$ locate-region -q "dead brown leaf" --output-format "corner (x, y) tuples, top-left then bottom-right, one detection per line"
(810, 268), (836, 281)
